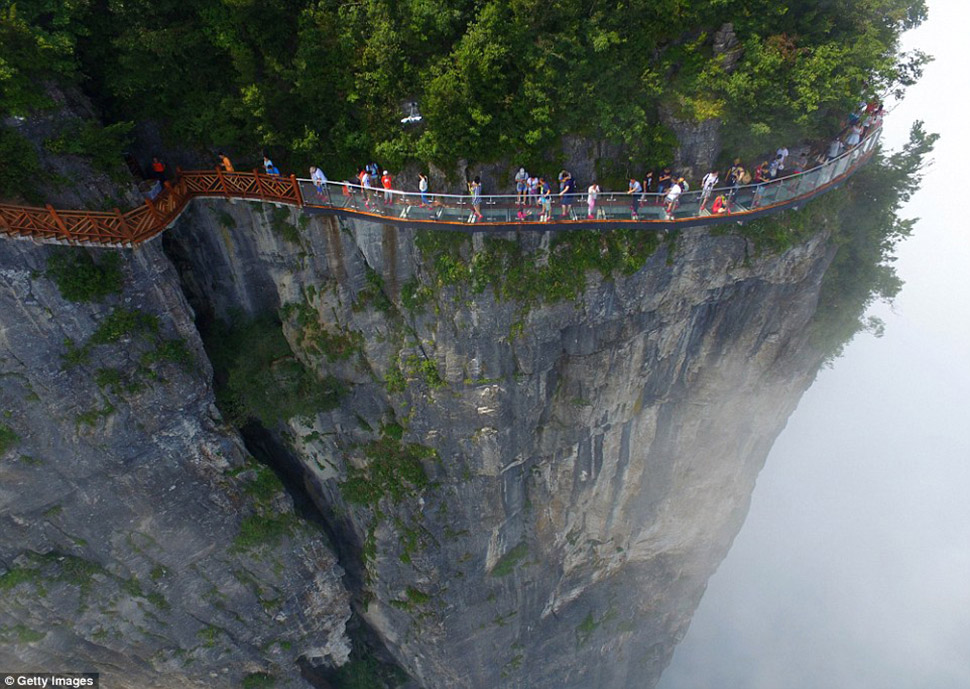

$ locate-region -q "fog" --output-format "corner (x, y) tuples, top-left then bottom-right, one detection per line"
(657, 1), (970, 686)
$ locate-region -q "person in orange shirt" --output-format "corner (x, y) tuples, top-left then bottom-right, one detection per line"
(381, 170), (394, 205)
(217, 152), (234, 172)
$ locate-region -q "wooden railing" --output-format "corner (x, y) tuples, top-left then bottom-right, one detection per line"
(0, 170), (303, 247)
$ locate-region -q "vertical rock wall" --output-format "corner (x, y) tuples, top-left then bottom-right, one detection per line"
(164, 201), (835, 689)
(0, 239), (350, 688)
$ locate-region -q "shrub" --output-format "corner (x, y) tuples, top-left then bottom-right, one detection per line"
(46, 251), (123, 303)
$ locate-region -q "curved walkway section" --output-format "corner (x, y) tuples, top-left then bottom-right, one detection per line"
(0, 129), (880, 247)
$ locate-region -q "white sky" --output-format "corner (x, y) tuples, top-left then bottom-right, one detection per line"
(658, 1), (970, 686)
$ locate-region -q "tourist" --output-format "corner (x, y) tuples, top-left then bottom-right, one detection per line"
(217, 152), (234, 173)
(310, 166), (328, 197)
(776, 146), (789, 170)
(419, 173), (431, 207)
(657, 167), (672, 197)
(643, 170), (654, 197)
(586, 182), (600, 219)
(628, 177), (642, 220)
(845, 124), (863, 148)
(263, 156), (281, 176)
(527, 173), (539, 206)
(727, 159), (745, 200)
(515, 167), (528, 206)
(538, 178), (552, 222)
(359, 167), (374, 208)
(559, 172), (576, 218)
(150, 156), (166, 183)
(711, 194), (729, 214)
(664, 178), (683, 218)
(699, 169), (718, 212)
(381, 170), (394, 204)
(468, 176), (483, 222)
(826, 138), (844, 161)
(342, 180), (357, 209)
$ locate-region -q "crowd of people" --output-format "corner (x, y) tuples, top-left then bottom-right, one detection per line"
(192, 99), (882, 224)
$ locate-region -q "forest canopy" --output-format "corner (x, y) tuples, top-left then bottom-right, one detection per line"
(1, 0), (928, 179)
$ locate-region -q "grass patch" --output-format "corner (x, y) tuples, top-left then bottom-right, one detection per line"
(490, 542), (529, 577)
(46, 250), (123, 303)
(340, 435), (435, 507)
(242, 673), (276, 689)
(0, 624), (46, 644)
(140, 338), (193, 367)
(268, 206), (300, 244)
(414, 229), (661, 307)
(232, 514), (298, 551)
(90, 308), (159, 345)
(0, 423), (19, 454)
(280, 300), (362, 362)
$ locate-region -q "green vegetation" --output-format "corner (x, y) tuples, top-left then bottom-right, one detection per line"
(0, 423), (19, 454)
(0, 125), (43, 201)
(575, 611), (599, 647)
(0, 552), (105, 599)
(280, 299), (363, 363)
(490, 541), (528, 577)
(326, 643), (410, 689)
(0, 624), (46, 644)
(354, 268), (394, 314)
(45, 120), (134, 178)
(340, 435), (435, 507)
(0, 1), (926, 186)
(46, 251), (123, 303)
(230, 463), (301, 551)
(267, 207), (300, 244)
(808, 121), (938, 360)
(90, 307), (158, 344)
(415, 229), (662, 308)
(203, 314), (344, 427)
(241, 673), (276, 689)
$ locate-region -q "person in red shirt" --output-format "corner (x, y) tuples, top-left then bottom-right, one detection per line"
(150, 156), (166, 183)
(381, 170), (394, 205)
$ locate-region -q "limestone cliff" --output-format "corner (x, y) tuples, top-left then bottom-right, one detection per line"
(161, 200), (836, 689)
(0, 239), (350, 688)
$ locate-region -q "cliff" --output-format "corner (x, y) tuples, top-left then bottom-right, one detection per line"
(157, 200), (836, 688)
(0, 239), (350, 688)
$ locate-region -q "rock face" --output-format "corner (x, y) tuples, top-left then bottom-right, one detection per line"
(163, 200), (836, 689)
(0, 239), (350, 688)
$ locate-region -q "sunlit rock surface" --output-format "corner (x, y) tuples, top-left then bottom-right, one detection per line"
(163, 202), (835, 689)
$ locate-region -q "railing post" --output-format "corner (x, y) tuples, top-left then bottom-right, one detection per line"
(114, 208), (135, 245)
(290, 174), (304, 208)
(46, 204), (73, 242)
(253, 169), (267, 201)
(144, 198), (163, 229)
(216, 166), (229, 197)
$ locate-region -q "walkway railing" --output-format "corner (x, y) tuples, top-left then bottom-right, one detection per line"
(0, 128), (880, 247)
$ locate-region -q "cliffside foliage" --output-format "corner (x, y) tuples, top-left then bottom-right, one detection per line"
(203, 315), (344, 427)
(738, 120), (937, 360)
(808, 120), (937, 360)
(0, 0), (927, 180)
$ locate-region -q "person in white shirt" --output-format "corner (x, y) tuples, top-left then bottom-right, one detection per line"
(700, 169), (718, 212)
(628, 178), (642, 219)
(664, 180), (683, 218)
(587, 183), (600, 219)
(514, 167), (528, 206)
(776, 146), (789, 170)
(310, 166), (328, 198)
